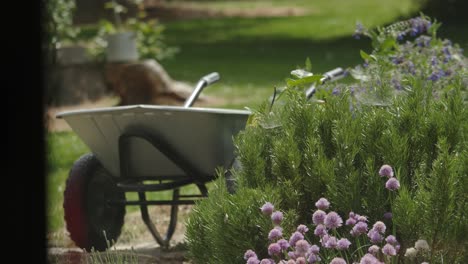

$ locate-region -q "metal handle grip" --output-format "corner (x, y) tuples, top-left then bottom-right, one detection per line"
(323, 67), (345, 82)
(202, 72), (220, 86)
(184, 72), (221, 108)
(306, 67), (345, 99)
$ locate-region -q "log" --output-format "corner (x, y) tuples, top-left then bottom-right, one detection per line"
(104, 59), (196, 106)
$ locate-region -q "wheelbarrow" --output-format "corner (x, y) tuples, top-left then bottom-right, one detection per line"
(57, 69), (345, 252)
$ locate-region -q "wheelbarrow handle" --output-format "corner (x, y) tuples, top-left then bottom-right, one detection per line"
(306, 67), (345, 99)
(184, 72), (220, 108)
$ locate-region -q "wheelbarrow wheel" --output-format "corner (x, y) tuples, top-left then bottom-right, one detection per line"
(225, 157), (242, 194)
(63, 153), (125, 251)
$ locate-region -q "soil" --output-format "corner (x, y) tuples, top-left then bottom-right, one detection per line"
(48, 205), (194, 263)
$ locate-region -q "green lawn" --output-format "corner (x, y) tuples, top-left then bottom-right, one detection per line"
(47, 0), (468, 235)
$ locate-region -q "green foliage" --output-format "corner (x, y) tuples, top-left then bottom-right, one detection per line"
(186, 16), (467, 263)
(45, 0), (81, 48)
(186, 176), (288, 263)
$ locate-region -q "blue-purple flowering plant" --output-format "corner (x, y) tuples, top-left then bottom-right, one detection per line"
(186, 15), (467, 264)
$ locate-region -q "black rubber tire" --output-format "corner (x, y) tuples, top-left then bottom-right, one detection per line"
(63, 153), (125, 251)
(225, 158), (243, 194)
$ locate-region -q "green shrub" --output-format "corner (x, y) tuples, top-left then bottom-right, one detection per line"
(186, 15), (467, 263)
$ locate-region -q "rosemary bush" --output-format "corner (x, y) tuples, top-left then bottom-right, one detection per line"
(186, 15), (467, 263)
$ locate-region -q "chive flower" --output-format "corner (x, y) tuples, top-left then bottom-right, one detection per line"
(385, 177), (400, 191)
(307, 254), (321, 263)
(415, 239), (430, 251)
(315, 198), (330, 210)
(337, 238), (351, 250)
(271, 211), (283, 225)
(404, 247), (417, 258)
(277, 239), (290, 250)
(295, 240), (310, 257)
(382, 243), (397, 256)
(289, 231), (304, 247)
(295, 257), (307, 264)
(260, 202), (274, 215)
(330, 257), (347, 264)
(372, 221), (386, 234)
(309, 245), (320, 254)
(324, 211), (343, 229)
(247, 257), (260, 264)
(268, 227), (283, 241)
(296, 224), (309, 234)
(359, 253), (379, 264)
(244, 249), (257, 260)
(314, 224), (327, 237)
(268, 243), (281, 256)
(379, 164), (394, 178)
(368, 245), (380, 255)
(385, 235), (397, 245)
(312, 210), (326, 225)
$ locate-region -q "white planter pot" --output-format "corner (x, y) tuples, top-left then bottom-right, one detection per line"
(106, 31), (138, 62)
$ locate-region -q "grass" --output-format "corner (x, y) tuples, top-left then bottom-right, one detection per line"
(47, 0), (468, 241)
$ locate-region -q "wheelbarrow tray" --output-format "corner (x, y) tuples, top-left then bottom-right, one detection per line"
(57, 104), (250, 179)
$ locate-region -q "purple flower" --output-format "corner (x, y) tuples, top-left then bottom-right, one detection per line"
(368, 229), (383, 244)
(330, 257), (347, 264)
(296, 257), (307, 264)
(324, 236), (338, 249)
(271, 211), (283, 225)
(296, 224), (309, 234)
(372, 221), (386, 234)
(287, 251), (296, 260)
(337, 238), (352, 250)
(287, 260), (296, 264)
(247, 257), (260, 264)
(268, 227), (283, 241)
(360, 253), (379, 264)
(383, 212), (393, 220)
(385, 235), (397, 245)
(368, 245), (380, 255)
(277, 239), (290, 250)
(289, 231), (304, 247)
(307, 254), (321, 263)
(294, 240), (310, 257)
(314, 224), (327, 237)
(312, 210), (326, 225)
(382, 243), (397, 256)
(308, 245), (320, 254)
(261, 202), (274, 215)
(385, 178), (400, 191)
(353, 22), (365, 39)
(320, 234), (330, 247)
(260, 259), (275, 264)
(244, 249), (257, 260)
(346, 217), (357, 226)
(315, 198), (330, 210)
(324, 211), (343, 229)
(351, 221), (368, 236)
(379, 164), (394, 178)
(268, 243), (282, 256)
(358, 215), (368, 222)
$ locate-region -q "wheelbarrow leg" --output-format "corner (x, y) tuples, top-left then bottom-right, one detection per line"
(138, 192), (166, 248)
(138, 189), (180, 249)
(166, 189), (179, 242)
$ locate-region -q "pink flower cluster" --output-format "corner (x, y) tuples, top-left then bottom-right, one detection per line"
(246, 199), (401, 263)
